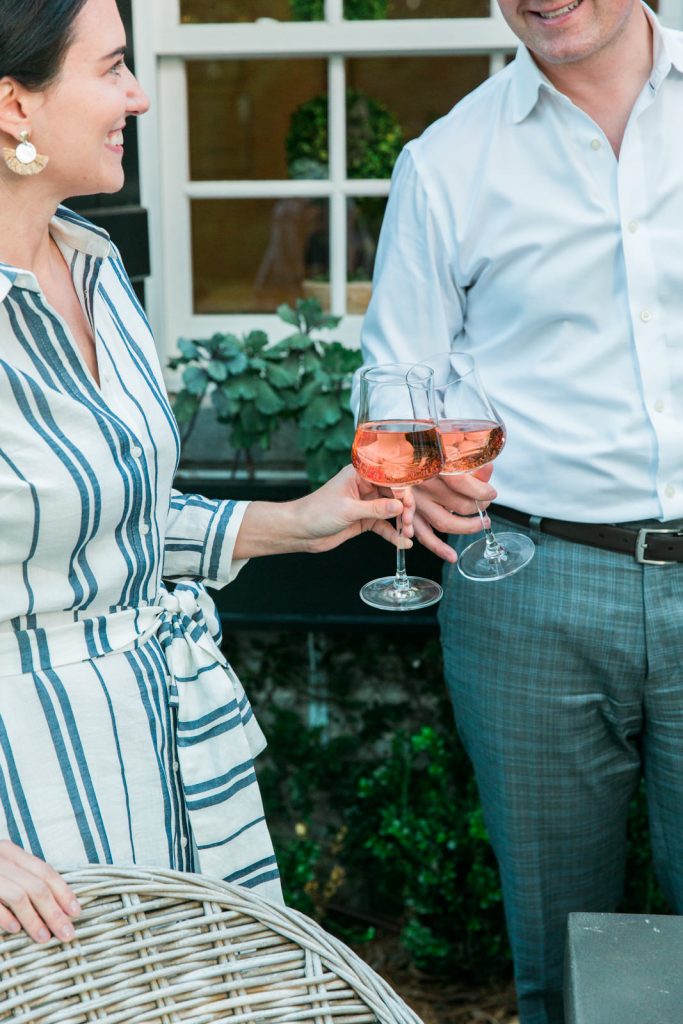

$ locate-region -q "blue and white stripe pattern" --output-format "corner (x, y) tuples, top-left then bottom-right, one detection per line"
(0, 206), (281, 902)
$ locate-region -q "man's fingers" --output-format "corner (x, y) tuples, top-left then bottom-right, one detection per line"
(413, 514), (458, 561)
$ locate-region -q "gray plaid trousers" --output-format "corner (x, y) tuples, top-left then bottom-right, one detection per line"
(439, 515), (683, 1024)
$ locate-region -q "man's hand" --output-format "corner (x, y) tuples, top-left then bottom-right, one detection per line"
(410, 465), (497, 562)
(0, 841), (81, 943)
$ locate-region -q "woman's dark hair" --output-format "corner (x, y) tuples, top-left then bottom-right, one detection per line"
(0, 0), (90, 89)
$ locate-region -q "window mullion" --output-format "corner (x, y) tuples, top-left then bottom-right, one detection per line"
(328, 56), (347, 317)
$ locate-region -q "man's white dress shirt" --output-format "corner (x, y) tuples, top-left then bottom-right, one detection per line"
(361, 6), (683, 523)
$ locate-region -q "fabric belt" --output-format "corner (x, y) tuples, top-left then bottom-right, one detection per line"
(491, 504), (683, 565)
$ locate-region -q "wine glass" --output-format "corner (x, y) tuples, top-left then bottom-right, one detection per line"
(415, 351), (535, 581)
(352, 363), (445, 610)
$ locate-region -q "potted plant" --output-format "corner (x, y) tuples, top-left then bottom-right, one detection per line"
(169, 299), (362, 488)
(289, 0), (388, 19)
(286, 90), (403, 314)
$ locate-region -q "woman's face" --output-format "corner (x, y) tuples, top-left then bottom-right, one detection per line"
(30, 0), (150, 196)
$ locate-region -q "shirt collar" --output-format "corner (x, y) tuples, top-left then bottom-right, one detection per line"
(511, 2), (683, 125)
(0, 204), (111, 302)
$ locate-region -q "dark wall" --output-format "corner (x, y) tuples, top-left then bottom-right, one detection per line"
(68, 0), (150, 291)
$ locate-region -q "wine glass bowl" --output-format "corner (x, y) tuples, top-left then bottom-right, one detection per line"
(353, 363), (445, 610)
(413, 351), (535, 582)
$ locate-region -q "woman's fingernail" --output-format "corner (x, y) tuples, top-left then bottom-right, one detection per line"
(6, 921), (20, 934)
(69, 900), (81, 915)
(37, 928), (50, 943)
(60, 924), (75, 941)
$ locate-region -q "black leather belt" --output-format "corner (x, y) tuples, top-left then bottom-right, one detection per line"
(491, 504), (683, 565)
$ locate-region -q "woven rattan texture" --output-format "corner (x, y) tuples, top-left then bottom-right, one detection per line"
(0, 865), (423, 1024)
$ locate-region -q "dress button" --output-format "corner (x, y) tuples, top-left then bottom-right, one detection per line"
(590, 138), (602, 150)
(665, 484), (676, 498)
(173, 761), (179, 772)
(640, 310), (652, 322)
(140, 523), (150, 536)
(654, 399), (665, 413)
(628, 220), (638, 233)
(131, 445), (143, 459)
(181, 837), (189, 848)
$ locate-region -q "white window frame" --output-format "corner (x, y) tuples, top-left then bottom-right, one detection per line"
(133, 1), (680, 371)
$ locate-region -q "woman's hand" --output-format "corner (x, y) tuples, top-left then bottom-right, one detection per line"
(292, 464), (416, 554)
(233, 465), (415, 559)
(0, 841), (81, 943)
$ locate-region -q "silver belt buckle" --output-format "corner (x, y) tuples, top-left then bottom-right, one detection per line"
(635, 527), (680, 565)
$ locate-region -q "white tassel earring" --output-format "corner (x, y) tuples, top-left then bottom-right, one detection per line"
(3, 130), (49, 176)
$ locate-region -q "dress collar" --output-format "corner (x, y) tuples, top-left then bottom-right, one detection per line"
(0, 205), (111, 302)
(510, 2), (683, 125)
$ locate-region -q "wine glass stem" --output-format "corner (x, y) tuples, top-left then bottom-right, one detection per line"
(475, 499), (509, 564)
(393, 489), (410, 589)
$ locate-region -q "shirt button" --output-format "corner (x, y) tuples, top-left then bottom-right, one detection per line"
(665, 484), (676, 498)
(628, 220), (638, 233)
(640, 310), (652, 322)
(131, 445), (143, 458)
(654, 399), (665, 413)
(590, 138), (602, 150)
(181, 837), (189, 848)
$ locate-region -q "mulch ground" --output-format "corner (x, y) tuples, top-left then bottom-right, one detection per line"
(357, 936), (519, 1024)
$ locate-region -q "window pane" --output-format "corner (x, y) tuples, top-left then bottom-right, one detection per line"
(348, 55), (490, 148)
(192, 198), (329, 313)
(344, 0), (490, 16)
(187, 60), (327, 180)
(180, 0), (311, 23)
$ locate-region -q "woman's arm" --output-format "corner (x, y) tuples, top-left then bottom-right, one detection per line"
(233, 465), (414, 559)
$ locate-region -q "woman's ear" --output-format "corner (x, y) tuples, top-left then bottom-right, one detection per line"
(0, 78), (33, 142)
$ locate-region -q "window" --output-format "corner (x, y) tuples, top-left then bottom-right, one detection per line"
(132, 0), (677, 364)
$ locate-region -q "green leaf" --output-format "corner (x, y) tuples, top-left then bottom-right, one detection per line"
(266, 361), (300, 389)
(253, 377), (286, 415)
(211, 387), (237, 421)
(182, 365), (209, 396)
(321, 415), (354, 452)
(207, 359), (229, 382)
(287, 331), (315, 352)
(297, 423), (328, 452)
(320, 341), (363, 376)
(172, 389), (199, 424)
(225, 376), (257, 400)
(217, 334), (242, 357)
(300, 393), (342, 429)
(245, 330), (269, 352)
(305, 445), (347, 487)
(224, 351), (249, 376)
(276, 303), (301, 327)
(178, 338), (201, 360)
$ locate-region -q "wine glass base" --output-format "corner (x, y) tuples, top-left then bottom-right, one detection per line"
(360, 576), (443, 611)
(457, 532), (535, 582)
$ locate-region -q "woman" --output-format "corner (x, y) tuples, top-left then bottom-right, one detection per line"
(0, 0), (413, 944)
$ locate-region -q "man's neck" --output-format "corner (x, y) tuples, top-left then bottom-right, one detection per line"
(533, 4), (653, 156)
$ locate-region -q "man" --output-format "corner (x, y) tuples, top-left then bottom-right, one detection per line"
(359, 3), (683, 1022)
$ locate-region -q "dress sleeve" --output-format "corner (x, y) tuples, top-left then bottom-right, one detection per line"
(163, 490), (250, 589)
(352, 146), (466, 413)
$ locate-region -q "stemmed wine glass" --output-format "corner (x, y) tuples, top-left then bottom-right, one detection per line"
(414, 351), (535, 581)
(352, 363), (445, 610)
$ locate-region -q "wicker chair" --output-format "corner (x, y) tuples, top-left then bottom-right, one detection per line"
(0, 865), (423, 1024)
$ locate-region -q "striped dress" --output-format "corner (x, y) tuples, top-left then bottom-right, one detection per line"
(0, 206), (281, 902)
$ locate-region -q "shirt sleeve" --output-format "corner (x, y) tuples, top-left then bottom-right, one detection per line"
(163, 490), (250, 589)
(352, 146), (466, 414)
